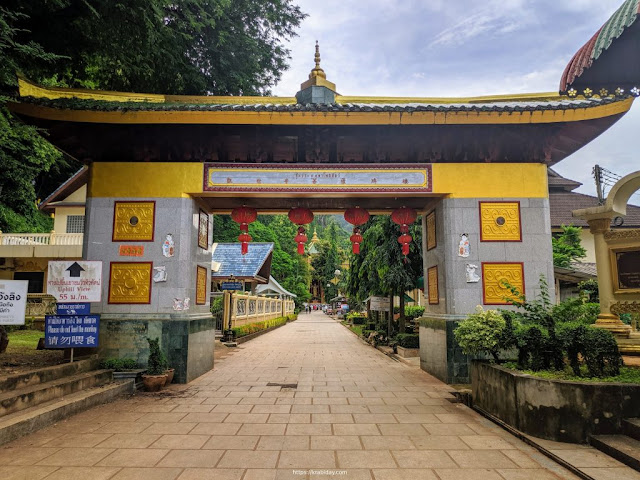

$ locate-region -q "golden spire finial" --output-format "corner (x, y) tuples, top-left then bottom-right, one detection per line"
(309, 40), (326, 80)
(312, 228), (319, 242)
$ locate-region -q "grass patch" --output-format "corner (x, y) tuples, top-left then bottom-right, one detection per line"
(503, 362), (640, 384)
(341, 321), (363, 336)
(7, 330), (43, 352)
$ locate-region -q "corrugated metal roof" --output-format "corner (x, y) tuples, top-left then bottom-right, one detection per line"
(211, 243), (273, 280)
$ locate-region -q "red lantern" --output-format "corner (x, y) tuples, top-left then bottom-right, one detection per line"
(344, 207), (370, 254)
(231, 206), (258, 255)
(398, 233), (412, 256)
(288, 208), (314, 255)
(294, 227), (308, 255)
(391, 207), (418, 259)
(350, 229), (364, 254)
(238, 232), (252, 255)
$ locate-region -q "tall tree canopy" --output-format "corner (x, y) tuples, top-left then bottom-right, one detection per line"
(0, 1), (305, 231)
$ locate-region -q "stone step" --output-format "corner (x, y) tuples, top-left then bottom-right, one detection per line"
(0, 357), (99, 394)
(590, 434), (640, 471)
(624, 418), (640, 441)
(0, 369), (113, 417)
(0, 380), (134, 446)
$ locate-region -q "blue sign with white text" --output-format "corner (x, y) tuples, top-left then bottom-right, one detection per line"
(56, 303), (90, 315)
(221, 282), (243, 291)
(45, 315), (100, 348)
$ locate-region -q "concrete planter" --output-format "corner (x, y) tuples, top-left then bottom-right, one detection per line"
(472, 361), (640, 444)
(396, 346), (419, 358)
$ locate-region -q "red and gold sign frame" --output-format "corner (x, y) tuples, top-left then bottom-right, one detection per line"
(427, 265), (439, 305)
(196, 265), (208, 305)
(204, 163), (432, 194)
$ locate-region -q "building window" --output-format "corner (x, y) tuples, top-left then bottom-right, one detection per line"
(66, 215), (85, 233)
(14, 272), (44, 293)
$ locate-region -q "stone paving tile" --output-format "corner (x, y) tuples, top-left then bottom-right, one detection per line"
(111, 467), (183, 480)
(2, 312), (615, 480)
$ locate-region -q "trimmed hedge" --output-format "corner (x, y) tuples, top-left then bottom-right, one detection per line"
(100, 358), (139, 370)
(232, 315), (294, 338)
(396, 333), (419, 348)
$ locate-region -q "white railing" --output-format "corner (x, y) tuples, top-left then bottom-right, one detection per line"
(230, 293), (296, 327)
(0, 231), (83, 246)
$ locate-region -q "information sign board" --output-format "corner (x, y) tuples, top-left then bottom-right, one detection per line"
(369, 296), (390, 312)
(221, 282), (243, 291)
(47, 261), (102, 302)
(44, 315), (100, 348)
(56, 303), (91, 315)
(0, 280), (28, 325)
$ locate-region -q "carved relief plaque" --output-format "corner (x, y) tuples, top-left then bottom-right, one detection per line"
(427, 266), (439, 305)
(479, 202), (521, 242)
(112, 201), (155, 242)
(426, 211), (437, 251)
(196, 265), (207, 305)
(482, 262), (524, 305)
(108, 262), (152, 304)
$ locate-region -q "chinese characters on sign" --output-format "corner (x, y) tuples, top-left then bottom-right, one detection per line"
(205, 164), (432, 193)
(118, 245), (145, 257)
(45, 315), (100, 348)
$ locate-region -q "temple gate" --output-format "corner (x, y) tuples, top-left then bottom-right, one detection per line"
(9, 2), (640, 382)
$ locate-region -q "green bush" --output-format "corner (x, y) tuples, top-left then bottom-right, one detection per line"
(350, 316), (366, 325)
(396, 333), (419, 348)
(583, 328), (621, 377)
(146, 338), (168, 375)
(231, 316), (289, 338)
(101, 358), (139, 371)
(552, 297), (599, 325)
(454, 307), (506, 361)
(405, 306), (425, 320)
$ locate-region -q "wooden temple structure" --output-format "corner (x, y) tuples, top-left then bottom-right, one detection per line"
(8, 0), (640, 383)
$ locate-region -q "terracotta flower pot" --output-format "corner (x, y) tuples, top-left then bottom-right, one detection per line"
(164, 368), (175, 386)
(142, 374), (167, 392)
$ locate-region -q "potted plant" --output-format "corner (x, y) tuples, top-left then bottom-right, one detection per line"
(101, 358), (146, 390)
(164, 365), (175, 386)
(142, 338), (168, 392)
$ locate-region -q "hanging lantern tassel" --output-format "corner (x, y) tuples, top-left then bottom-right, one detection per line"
(398, 233), (412, 259)
(295, 227), (308, 255)
(350, 227), (363, 254)
(238, 232), (252, 255)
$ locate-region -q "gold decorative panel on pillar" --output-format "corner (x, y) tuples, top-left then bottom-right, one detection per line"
(479, 201), (521, 242)
(112, 201), (155, 242)
(427, 265), (439, 305)
(196, 265), (207, 305)
(482, 262), (524, 305)
(108, 262), (152, 304)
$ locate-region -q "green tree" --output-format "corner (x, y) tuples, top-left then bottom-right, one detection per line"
(347, 216), (423, 335)
(1, 1), (305, 231)
(552, 225), (586, 268)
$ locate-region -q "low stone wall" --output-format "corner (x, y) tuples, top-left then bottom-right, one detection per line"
(472, 361), (640, 444)
(419, 315), (471, 384)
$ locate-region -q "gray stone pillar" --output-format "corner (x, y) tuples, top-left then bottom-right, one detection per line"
(84, 195), (214, 383)
(420, 197), (555, 383)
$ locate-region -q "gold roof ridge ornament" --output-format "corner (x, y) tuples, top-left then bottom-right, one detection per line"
(299, 41), (336, 92)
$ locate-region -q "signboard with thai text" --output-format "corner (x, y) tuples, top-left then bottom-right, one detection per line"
(56, 303), (91, 315)
(204, 164), (432, 193)
(369, 296), (390, 312)
(221, 282), (243, 291)
(0, 280), (28, 325)
(45, 315), (100, 348)
(614, 248), (640, 292)
(47, 261), (102, 303)
(118, 245), (145, 257)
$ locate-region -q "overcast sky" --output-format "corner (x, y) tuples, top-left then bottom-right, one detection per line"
(272, 0), (639, 199)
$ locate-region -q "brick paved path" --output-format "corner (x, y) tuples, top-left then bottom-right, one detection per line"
(1, 311), (581, 480)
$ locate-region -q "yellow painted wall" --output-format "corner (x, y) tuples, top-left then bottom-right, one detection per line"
(90, 162), (548, 199)
(53, 206), (86, 233)
(580, 229), (597, 263)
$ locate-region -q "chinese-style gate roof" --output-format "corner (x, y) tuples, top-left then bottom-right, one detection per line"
(560, 0), (640, 95)
(7, 0), (640, 168)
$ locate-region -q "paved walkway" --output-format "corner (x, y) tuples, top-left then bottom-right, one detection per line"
(0, 312), (599, 479)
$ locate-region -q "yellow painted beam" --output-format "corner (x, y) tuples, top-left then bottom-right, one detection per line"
(89, 162), (548, 199)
